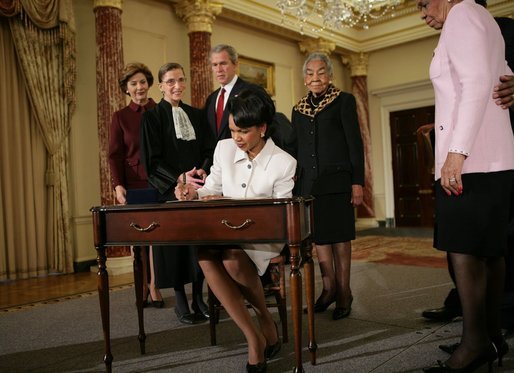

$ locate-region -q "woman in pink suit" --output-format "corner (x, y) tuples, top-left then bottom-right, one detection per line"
(417, 1), (514, 372)
(108, 62), (163, 307)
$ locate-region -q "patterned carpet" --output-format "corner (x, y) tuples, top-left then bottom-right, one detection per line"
(351, 235), (446, 268)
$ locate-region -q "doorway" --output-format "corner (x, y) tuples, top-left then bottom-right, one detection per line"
(389, 106), (435, 227)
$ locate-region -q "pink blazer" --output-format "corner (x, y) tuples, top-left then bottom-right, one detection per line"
(430, 0), (514, 180)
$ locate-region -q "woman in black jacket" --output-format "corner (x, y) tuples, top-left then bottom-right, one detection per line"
(292, 53), (364, 320)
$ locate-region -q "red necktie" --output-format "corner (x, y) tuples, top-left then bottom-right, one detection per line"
(216, 88), (225, 134)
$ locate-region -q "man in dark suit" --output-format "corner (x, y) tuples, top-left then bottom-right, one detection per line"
(204, 44), (296, 156)
(422, 0), (514, 338)
(204, 44), (257, 140)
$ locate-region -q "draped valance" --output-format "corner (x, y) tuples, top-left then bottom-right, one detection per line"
(0, 0), (75, 30)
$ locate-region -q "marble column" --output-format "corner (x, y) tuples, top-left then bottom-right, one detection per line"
(173, 0), (223, 109)
(94, 0), (128, 257)
(343, 52), (375, 218)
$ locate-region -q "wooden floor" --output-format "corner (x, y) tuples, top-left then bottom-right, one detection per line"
(0, 271), (134, 311)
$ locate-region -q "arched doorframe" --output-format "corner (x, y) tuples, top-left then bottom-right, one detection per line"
(372, 80), (434, 227)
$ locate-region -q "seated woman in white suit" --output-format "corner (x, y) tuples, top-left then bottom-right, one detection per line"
(175, 87), (296, 373)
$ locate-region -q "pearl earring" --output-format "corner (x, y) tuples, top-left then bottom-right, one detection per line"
(261, 133), (264, 138)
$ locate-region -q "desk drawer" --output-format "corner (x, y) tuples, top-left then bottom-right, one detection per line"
(103, 204), (288, 245)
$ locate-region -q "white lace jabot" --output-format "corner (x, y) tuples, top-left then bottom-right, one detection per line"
(172, 106), (196, 141)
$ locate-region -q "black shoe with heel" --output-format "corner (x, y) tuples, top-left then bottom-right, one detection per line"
(422, 306), (462, 322)
(304, 293), (335, 314)
(174, 308), (204, 325)
(492, 336), (509, 367)
(191, 300), (210, 320)
(141, 289), (164, 309)
(150, 295), (164, 309)
(423, 343), (497, 372)
(439, 337), (509, 367)
(246, 361), (267, 373)
(265, 321), (281, 360)
(332, 295), (353, 320)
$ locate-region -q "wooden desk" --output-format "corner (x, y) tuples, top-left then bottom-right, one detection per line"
(91, 197), (316, 373)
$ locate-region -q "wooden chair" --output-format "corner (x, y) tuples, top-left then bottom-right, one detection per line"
(207, 253), (288, 346)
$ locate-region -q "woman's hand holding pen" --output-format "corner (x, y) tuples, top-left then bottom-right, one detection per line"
(175, 181), (198, 201)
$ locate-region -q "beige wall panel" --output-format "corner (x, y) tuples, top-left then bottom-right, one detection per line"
(70, 0), (99, 260)
(122, 0), (191, 103)
(368, 37), (437, 91)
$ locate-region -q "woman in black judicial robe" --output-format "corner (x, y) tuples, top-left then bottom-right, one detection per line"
(140, 62), (215, 324)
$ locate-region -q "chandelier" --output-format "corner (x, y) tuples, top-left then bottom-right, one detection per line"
(276, 0), (403, 31)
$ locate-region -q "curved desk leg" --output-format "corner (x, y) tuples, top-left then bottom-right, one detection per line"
(289, 243), (304, 373)
(96, 245), (112, 373)
(303, 241), (317, 364)
(132, 246), (146, 354)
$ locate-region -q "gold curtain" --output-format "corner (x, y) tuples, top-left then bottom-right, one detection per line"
(0, 0), (76, 278)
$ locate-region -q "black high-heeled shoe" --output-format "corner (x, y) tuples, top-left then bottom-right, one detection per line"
(191, 300), (210, 320)
(307, 292), (336, 313)
(150, 296), (164, 309)
(265, 321), (281, 360)
(332, 295), (353, 320)
(491, 336), (509, 367)
(246, 361), (267, 373)
(174, 308), (203, 325)
(423, 343), (497, 372)
(440, 337), (509, 367)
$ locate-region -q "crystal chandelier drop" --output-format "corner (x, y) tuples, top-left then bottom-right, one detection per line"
(276, 0), (403, 31)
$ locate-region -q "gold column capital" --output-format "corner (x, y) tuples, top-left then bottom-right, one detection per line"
(298, 37), (336, 56)
(93, 0), (122, 10)
(342, 52), (369, 77)
(173, 0), (224, 34)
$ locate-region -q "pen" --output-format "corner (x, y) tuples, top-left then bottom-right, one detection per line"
(182, 173), (187, 197)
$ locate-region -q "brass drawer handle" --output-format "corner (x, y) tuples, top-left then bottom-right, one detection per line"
(130, 221), (159, 232)
(221, 219), (253, 229)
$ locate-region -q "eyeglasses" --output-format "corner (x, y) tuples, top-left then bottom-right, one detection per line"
(163, 77), (187, 86)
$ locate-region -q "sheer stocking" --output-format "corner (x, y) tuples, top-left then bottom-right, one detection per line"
(447, 252), (494, 368)
(173, 285), (190, 316)
(314, 244), (336, 303)
(192, 277), (208, 313)
(222, 249), (278, 346)
(485, 256), (505, 342)
(147, 246), (162, 301)
(315, 242), (352, 307)
(198, 248), (266, 364)
(333, 241), (352, 307)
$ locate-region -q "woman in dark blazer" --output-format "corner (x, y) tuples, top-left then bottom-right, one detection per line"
(292, 53), (364, 321)
(108, 62), (163, 307)
(140, 62), (215, 324)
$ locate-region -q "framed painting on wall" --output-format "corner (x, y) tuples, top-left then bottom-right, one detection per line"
(237, 56), (275, 96)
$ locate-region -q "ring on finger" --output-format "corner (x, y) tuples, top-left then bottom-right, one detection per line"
(449, 177), (456, 183)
